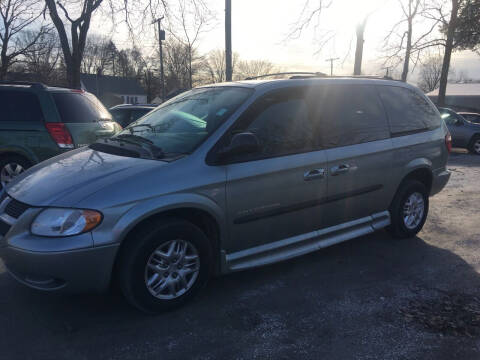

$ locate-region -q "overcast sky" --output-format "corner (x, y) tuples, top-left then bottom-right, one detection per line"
(100, 0), (480, 82)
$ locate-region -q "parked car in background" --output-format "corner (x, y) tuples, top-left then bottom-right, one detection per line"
(0, 77), (451, 313)
(0, 81), (122, 190)
(438, 107), (480, 155)
(110, 104), (156, 128)
(458, 112), (480, 124)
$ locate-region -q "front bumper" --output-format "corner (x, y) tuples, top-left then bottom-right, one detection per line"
(0, 243), (119, 293)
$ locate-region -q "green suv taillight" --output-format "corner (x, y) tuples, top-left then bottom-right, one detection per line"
(45, 123), (74, 149)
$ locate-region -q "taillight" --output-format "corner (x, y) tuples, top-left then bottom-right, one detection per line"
(45, 123), (74, 149)
(445, 132), (452, 153)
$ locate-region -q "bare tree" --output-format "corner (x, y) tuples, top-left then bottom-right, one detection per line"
(234, 59), (277, 80)
(202, 48), (239, 83)
(167, 0), (214, 88)
(21, 30), (61, 83)
(287, 0), (373, 75)
(426, 0), (462, 105)
(45, 0), (105, 88)
(354, 15), (369, 75)
(81, 35), (117, 75)
(0, 0), (49, 79)
(383, 0), (443, 82)
(418, 55), (444, 92)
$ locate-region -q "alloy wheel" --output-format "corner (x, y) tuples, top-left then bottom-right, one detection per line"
(0, 162), (25, 188)
(403, 192), (425, 230)
(144, 239), (200, 300)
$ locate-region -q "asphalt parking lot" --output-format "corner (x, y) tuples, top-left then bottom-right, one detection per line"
(1, 150), (480, 360)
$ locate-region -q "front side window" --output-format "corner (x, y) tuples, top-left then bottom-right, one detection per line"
(229, 89), (316, 159)
(379, 86), (440, 135)
(246, 97), (314, 156)
(116, 87), (253, 154)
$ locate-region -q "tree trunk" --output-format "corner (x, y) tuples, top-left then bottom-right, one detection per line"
(354, 17), (368, 75)
(66, 57), (82, 89)
(438, 0), (459, 106)
(401, 17), (413, 82)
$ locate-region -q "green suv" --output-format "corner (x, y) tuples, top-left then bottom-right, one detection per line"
(0, 82), (121, 189)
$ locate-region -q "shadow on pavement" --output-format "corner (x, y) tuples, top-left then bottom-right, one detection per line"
(1, 230), (480, 360)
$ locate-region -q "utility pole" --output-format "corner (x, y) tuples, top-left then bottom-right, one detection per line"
(225, 0), (232, 81)
(382, 66), (393, 78)
(325, 57), (339, 76)
(153, 17), (166, 101)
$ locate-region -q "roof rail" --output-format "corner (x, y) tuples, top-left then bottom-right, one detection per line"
(245, 72), (327, 80)
(0, 81), (47, 89)
(328, 75), (398, 81)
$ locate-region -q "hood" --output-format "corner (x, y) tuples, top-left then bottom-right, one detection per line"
(7, 147), (168, 207)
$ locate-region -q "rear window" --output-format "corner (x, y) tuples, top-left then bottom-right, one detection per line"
(111, 109), (131, 127)
(0, 90), (44, 122)
(52, 92), (112, 123)
(378, 86), (440, 136)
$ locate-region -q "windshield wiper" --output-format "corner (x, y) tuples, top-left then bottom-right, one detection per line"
(116, 133), (154, 145)
(109, 135), (165, 159)
(127, 124), (155, 133)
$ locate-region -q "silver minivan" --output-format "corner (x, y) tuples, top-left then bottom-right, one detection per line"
(0, 77), (451, 313)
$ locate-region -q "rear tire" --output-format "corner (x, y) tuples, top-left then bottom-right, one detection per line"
(118, 218), (213, 313)
(387, 180), (429, 239)
(0, 155), (31, 191)
(468, 135), (480, 155)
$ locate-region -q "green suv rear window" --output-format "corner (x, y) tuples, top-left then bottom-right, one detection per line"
(52, 92), (112, 123)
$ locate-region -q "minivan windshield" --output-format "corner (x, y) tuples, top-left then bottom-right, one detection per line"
(114, 87), (253, 154)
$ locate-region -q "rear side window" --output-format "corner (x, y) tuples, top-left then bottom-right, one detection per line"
(312, 84), (390, 148)
(52, 92), (111, 123)
(378, 86), (440, 136)
(0, 91), (44, 122)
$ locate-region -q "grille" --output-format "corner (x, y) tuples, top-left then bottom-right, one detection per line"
(5, 198), (29, 219)
(0, 219), (10, 236)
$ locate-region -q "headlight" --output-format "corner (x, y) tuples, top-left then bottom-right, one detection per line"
(31, 208), (102, 237)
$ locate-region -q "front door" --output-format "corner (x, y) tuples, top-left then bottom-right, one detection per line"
(223, 88), (328, 253)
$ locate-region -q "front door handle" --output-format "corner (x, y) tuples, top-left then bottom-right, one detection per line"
(330, 164), (350, 176)
(304, 168), (325, 181)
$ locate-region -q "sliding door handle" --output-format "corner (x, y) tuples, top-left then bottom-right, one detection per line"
(304, 168), (325, 181)
(330, 164), (350, 176)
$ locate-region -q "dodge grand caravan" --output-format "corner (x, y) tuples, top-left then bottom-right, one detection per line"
(0, 77), (451, 313)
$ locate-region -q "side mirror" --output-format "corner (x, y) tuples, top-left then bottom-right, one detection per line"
(217, 132), (260, 161)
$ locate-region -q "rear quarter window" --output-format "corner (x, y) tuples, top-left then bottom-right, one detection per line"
(378, 86), (440, 136)
(52, 92), (112, 123)
(0, 90), (44, 122)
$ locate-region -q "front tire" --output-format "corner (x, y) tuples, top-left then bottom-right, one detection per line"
(118, 218), (213, 313)
(387, 180), (429, 239)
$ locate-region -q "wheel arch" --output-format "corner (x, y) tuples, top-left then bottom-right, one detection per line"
(111, 195), (226, 284)
(0, 148), (37, 165)
(394, 163), (433, 204)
